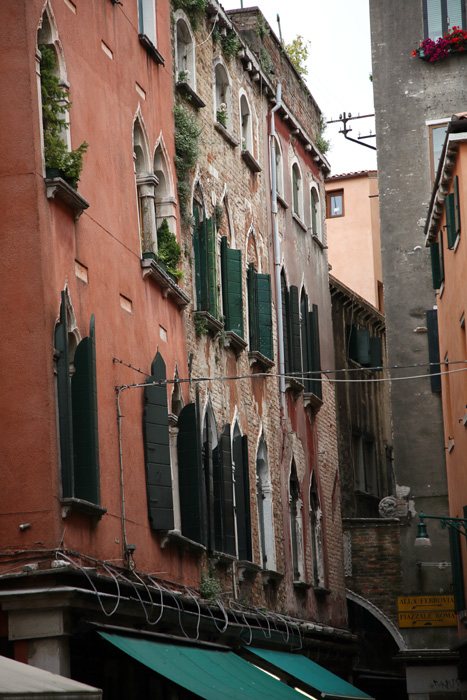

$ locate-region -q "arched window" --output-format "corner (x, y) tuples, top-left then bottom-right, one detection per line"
(292, 162), (303, 219)
(203, 400), (218, 551)
(310, 472), (325, 587)
(214, 60), (232, 131)
(289, 460), (304, 581)
(256, 437), (276, 570)
(240, 94), (252, 152)
(175, 13), (195, 86)
(233, 422), (252, 561)
(273, 136), (284, 198)
(133, 118), (157, 255)
(153, 140), (177, 235)
(310, 185), (322, 240)
(193, 186), (219, 318)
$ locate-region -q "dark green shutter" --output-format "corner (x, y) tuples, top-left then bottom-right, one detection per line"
(357, 329), (371, 366)
(426, 309), (441, 393)
(221, 237), (244, 338)
(219, 425), (235, 555)
(143, 352), (173, 531)
(234, 434), (252, 561)
(194, 211), (209, 311)
(206, 217), (219, 318)
(369, 337), (383, 371)
(439, 229), (445, 283)
(178, 402), (206, 545)
(430, 241), (442, 289)
(281, 275), (290, 373)
(449, 526), (466, 613)
(348, 324), (358, 361)
(289, 286), (301, 373)
(446, 193), (456, 249)
(55, 292), (74, 498)
(247, 263), (258, 350)
(257, 273), (273, 360)
(301, 294), (311, 392)
(310, 304), (322, 398)
(71, 315), (100, 504)
(454, 175), (461, 238)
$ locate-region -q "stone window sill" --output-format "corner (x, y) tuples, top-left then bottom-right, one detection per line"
(141, 257), (190, 308)
(293, 579), (312, 590)
(276, 193), (289, 209)
(214, 121), (239, 148)
(241, 149), (262, 173)
(138, 34), (164, 65)
(195, 310), (224, 337)
(224, 330), (247, 354)
(292, 212), (308, 232)
(176, 81), (205, 109)
(285, 376), (304, 396)
(45, 176), (89, 220)
(311, 234), (327, 250)
(261, 569), (284, 587)
(303, 391), (323, 411)
(238, 560), (262, 583)
(61, 497), (107, 520)
(313, 586), (331, 596)
(160, 529), (206, 554)
(248, 350), (274, 371)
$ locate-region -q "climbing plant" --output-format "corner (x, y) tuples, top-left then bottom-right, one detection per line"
(173, 103), (202, 226)
(172, 0), (206, 31)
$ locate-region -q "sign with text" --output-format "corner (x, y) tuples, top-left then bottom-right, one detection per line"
(398, 595), (456, 627)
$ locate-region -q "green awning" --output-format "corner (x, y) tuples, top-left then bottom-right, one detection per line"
(99, 632), (304, 700)
(248, 647), (374, 700)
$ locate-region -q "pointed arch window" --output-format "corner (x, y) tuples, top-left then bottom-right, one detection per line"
(134, 119), (158, 256)
(289, 460), (304, 581)
(55, 292), (103, 512)
(247, 263), (273, 364)
(214, 61), (232, 132)
(193, 191), (219, 319)
(292, 163), (303, 219)
(175, 14), (195, 86)
(310, 473), (325, 588)
(310, 185), (322, 241)
(256, 437), (276, 570)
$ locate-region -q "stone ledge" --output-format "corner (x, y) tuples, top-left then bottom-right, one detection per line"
(214, 121), (240, 147)
(292, 212), (308, 232)
(45, 177), (89, 220)
(138, 34), (164, 65)
(195, 310), (223, 337)
(237, 560), (262, 583)
(159, 530), (206, 554)
(141, 257), (190, 308)
(224, 330), (247, 354)
(303, 391), (323, 412)
(248, 350), (274, 371)
(61, 498), (106, 520)
(261, 569), (283, 587)
(276, 193), (289, 209)
(176, 81), (205, 109)
(241, 149), (262, 173)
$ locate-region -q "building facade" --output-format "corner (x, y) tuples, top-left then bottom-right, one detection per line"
(369, 0), (464, 694)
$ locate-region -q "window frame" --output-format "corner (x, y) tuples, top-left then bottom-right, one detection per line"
(326, 188), (344, 218)
(291, 161), (303, 220)
(310, 184), (322, 240)
(428, 121), (449, 183)
(175, 12), (196, 88)
(423, 0), (466, 40)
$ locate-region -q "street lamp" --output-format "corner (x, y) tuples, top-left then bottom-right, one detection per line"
(415, 510), (467, 547)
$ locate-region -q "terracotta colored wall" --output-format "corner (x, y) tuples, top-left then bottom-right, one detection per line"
(0, 0), (198, 585)
(326, 173), (382, 309)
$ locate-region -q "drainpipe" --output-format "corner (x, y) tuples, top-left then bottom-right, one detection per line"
(270, 84), (285, 414)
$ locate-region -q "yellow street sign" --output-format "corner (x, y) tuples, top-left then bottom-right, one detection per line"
(398, 610), (457, 628)
(398, 595), (454, 612)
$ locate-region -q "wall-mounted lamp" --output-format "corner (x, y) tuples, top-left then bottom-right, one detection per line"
(414, 510), (467, 547)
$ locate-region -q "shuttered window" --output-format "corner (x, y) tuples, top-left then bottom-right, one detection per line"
(430, 241), (442, 289)
(221, 237), (244, 338)
(217, 425), (236, 556)
(55, 292), (101, 505)
(247, 263), (273, 360)
(449, 525), (466, 613)
(143, 352), (173, 531)
(426, 309), (442, 392)
(233, 434), (252, 561)
(289, 286), (301, 374)
(454, 175), (461, 240)
(348, 325), (370, 366)
(281, 274), (290, 374)
(310, 304), (322, 397)
(194, 211), (219, 318)
(177, 401), (206, 545)
(446, 192), (456, 249)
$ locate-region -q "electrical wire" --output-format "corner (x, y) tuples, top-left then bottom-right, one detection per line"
(56, 552), (121, 617)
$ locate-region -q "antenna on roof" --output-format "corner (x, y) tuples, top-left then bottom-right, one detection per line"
(277, 14), (283, 44)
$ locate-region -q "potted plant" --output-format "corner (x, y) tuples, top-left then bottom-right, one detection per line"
(156, 219), (183, 281)
(216, 102), (228, 128)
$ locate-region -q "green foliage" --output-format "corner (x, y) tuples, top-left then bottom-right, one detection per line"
(157, 219), (183, 280)
(172, 0), (207, 31)
(193, 312), (208, 337)
(216, 103), (228, 128)
(173, 103), (202, 226)
(200, 572), (222, 602)
(255, 14), (270, 40)
(316, 114), (330, 155)
(214, 203), (224, 229)
(221, 30), (241, 62)
(284, 35), (310, 77)
(39, 45), (88, 188)
(259, 46), (273, 75)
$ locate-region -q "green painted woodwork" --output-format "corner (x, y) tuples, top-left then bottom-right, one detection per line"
(221, 237), (244, 338)
(178, 402), (206, 545)
(55, 292), (74, 498)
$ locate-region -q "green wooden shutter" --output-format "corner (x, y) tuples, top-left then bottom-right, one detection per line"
(369, 337), (383, 371)
(178, 402), (206, 545)
(426, 309), (441, 393)
(71, 314), (100, 504)
(257, 273), (273, 360)
(281, 275), (290, 374)
(247, 263), (258, 350)
(439, 229), (445, 283)
(55, 292), (74, 498)
(430, 241), (442, 289)
(194, 212), (209, 311)
(289, 286), (301, 373)
(143, 352), (173, 531)
(356, 329), (370, 366)
(449, 526), (466, 613)
(301, 294), (311, 392)
(206, 217), (219, 318)
(446, 192), (456, 249)
(454, 175), (461, 238)
(221, 237), (244, 338)
(234, 434), (252, 561)
(310, 304), (322, 398)
(219, 425), (235, 555)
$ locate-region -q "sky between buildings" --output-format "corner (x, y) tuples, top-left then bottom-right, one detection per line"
(220, 0), (377, 176)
